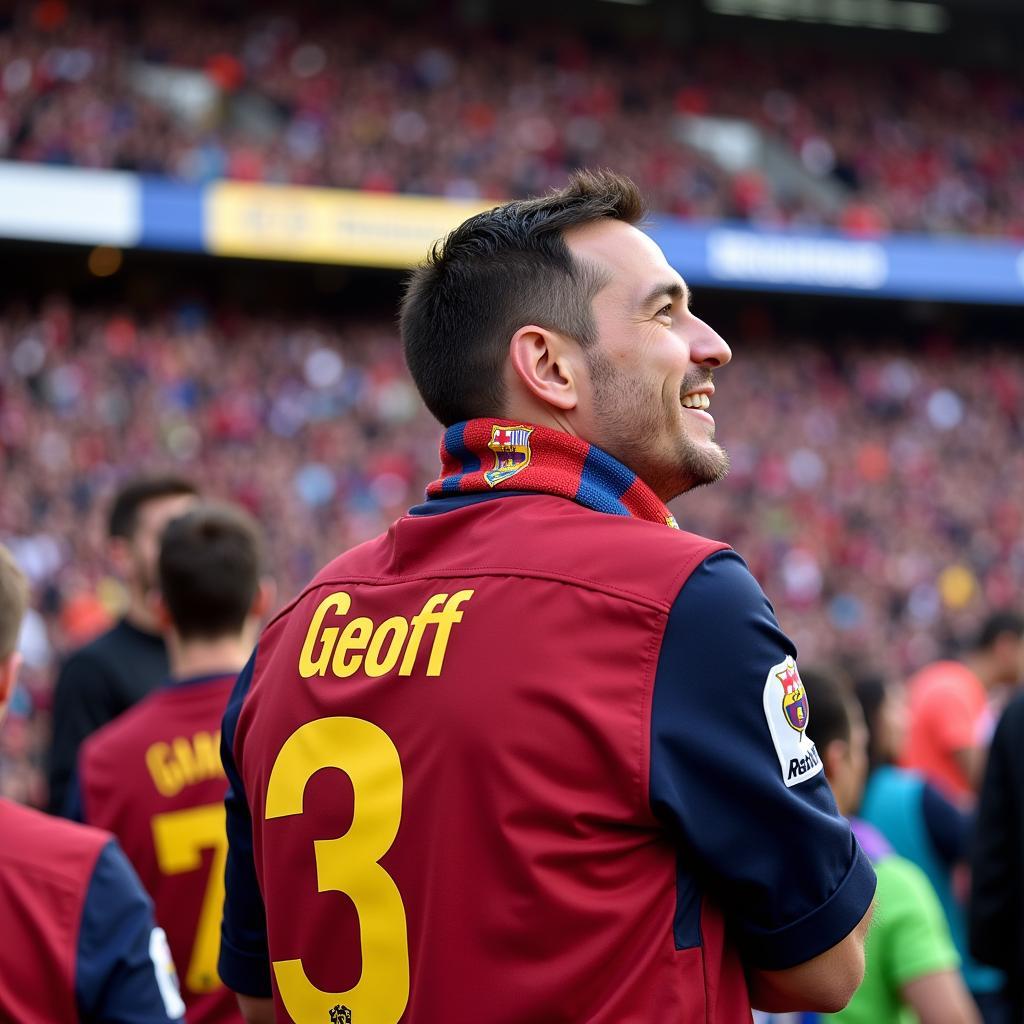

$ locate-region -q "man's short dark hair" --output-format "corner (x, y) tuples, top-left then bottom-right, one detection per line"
(108, 474), (199, 540)
(158, 502), (264, 641)
(0, 544), (28, 660)
(802, 666), (853, 751)
(400, 169), (646, 426)
(975, 610), (1024, 651)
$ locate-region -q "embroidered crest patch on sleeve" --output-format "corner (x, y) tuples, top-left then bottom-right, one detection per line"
(762, 657), (823, 788)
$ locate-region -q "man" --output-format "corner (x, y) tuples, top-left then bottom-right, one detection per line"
(0, 543), (187, 1022)
(75, 503), (271, 1024)
(48, 473), (198, 814)
(902, 611), (1024, 805)
(970, 685), (1024, 1019)
(800, 667), (979, 1024)
(220, 171), (874, 1023)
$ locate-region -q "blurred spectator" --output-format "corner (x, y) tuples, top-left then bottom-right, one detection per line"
(46, 475), (198, 814)
(854, 675), (1006, 1022)
(803, 666), (979, 1024)
(970, 688), (1024, 1022)
(901, 612), (1024, 806)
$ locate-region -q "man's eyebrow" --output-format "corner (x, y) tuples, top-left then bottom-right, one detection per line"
(639, 281), (688, 310)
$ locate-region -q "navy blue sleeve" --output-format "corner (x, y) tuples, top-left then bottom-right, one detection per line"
(921, 781), (969, 865)
(77, 840), (186, 1022)
(218, 648), (273, 997)
(650, 550), (876, 971)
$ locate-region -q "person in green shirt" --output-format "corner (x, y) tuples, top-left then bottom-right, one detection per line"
(800, 667), (979, 1024)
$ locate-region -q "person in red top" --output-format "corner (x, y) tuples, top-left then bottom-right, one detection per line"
(219, 171), (873, 1024)
(0, 543), (187, 1023)
(74, 503), (272, 1024)
(902, 612), (1024, 805)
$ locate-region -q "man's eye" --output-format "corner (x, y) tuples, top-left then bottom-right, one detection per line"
(657, 304), (673, 319)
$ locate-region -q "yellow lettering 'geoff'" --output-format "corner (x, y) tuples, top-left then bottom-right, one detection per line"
(299, 589), (474, 680)
(146, 731), (224, 798)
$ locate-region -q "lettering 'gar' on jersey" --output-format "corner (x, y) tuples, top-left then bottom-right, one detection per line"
(221, 492), (874, 1023)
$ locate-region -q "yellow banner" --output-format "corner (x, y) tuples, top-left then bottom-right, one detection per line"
(204, 182), (493, 267)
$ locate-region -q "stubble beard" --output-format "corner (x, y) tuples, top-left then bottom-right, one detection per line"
(589, 354), (729, 501)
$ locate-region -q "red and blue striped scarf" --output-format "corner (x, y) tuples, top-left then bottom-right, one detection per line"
(426, 419), (680, 529)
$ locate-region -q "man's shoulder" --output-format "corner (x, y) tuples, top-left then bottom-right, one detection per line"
(412, 494), (732, 606)
(909, 660), (983, 703)
(0, 798), (110, 876)
(63, 620), (155, 672)
(80, 689), (167, 770)
(274, 502), (731, 618)
(61, 623), (125, 668)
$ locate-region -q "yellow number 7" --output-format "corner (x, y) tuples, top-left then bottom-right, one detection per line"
(266, 716), (409, 1024)
(151, 803), (228, 994)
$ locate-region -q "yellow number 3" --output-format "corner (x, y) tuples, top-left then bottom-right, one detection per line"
(265, 717), (409, 1024)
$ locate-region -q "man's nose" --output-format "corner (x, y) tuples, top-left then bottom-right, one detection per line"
(689, 317), (732, 368)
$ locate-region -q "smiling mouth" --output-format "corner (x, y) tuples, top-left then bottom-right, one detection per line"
(681, 392), (711, 411)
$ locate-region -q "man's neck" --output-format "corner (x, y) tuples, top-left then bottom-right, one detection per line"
(170, 637), (250, 681)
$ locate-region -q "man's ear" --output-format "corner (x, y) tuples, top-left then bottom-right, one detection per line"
(251, 578), (276, 621)
(508, 326), (580, 412)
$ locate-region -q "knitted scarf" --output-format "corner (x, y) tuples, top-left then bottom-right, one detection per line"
(426, 419), (679, 529)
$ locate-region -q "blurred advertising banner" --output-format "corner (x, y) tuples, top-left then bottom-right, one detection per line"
(203, 182), (491, 268)
(2, 161), (1023, 303)
(0, 163), (139, 247)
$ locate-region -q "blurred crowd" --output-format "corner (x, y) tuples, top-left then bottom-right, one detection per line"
(1, 295), (1022, 807)
(2, 2), (1024, 236)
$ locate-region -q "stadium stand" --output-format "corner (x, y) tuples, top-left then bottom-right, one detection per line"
(2, 3), (1023, 235)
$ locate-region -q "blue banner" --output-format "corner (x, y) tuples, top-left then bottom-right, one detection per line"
(650, 219), (1024, 305)
(1, 162), (1023, 305)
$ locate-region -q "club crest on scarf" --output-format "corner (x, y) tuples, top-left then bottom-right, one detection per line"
(484, 424), (534, 487)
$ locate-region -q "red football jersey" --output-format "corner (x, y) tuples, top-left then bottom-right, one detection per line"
(79, 675), (242, 1024)
(221, 427), (873, 1023)
(0, 797), (106, 1022)
(228, 496), (754, 1022)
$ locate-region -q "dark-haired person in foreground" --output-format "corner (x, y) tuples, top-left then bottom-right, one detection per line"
(48, 474), (198, 814)
(73, 503), (271, 1024)
(801, 667), (978, 1024)
(219, 171), (874, 1023)
(0, 544), (187, 1023)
